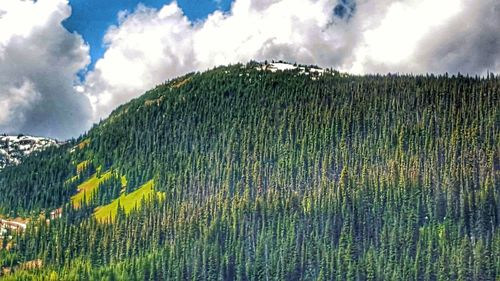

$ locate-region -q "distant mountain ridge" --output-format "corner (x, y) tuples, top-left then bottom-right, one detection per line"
(0, 135), (58, 169)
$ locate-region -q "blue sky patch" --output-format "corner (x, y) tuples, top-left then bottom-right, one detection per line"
(333, 0), (356, 20)
(64, 0), (233, 73)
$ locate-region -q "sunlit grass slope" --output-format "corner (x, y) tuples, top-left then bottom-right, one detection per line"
(76, 160), (90, 174)
(94, 180), (162, 222)
(70, 171), (112, 208)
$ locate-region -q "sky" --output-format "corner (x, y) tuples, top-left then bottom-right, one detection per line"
(64, 0), (233, 72)
(0, 0), (499, 140)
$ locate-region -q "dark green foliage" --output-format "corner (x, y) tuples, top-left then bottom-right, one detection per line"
(0, 63), (498, 280)
(93, 174), (123, 206)
(0, 144), (76, 217)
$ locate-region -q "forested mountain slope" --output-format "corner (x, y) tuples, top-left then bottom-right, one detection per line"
(0, 62), (498, 280)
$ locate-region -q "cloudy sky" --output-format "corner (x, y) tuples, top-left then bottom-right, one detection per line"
(0, 0), (498, 139)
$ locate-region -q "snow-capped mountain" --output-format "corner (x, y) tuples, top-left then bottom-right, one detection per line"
(0, 135), (58, 169)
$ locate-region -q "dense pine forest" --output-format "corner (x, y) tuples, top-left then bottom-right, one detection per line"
(0, 62), (498, 280)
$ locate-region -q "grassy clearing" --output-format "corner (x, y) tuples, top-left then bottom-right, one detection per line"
(77, 139), (90, 150)
(94, 180), (162, 223)
(64, 160), (91, 184)
(76, 160), (90, 174)
(120, 176), (128, 188)
(144, 96), (165, 107)
(65, 175), (79, 184)
(71, 171), (112, 208)
(171, 77), (191, 88)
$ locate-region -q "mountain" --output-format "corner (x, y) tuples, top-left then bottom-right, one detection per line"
(0, 62), (498, 280)
(0, 135), (58, 170)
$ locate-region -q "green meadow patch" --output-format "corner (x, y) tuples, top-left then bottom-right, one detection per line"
(71, 171), (112, 208)
(94, 180), (163, 223)
(77, 139), (90, 150)
(120, 176), (128, 189)
(76, 160), (90, 174)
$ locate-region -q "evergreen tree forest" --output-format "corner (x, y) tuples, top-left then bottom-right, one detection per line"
(0, 62), (498, 280)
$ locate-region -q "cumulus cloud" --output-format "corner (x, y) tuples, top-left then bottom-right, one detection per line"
(1, 0), (498, 138)
(0, 0), (92, 139)
(412, 0), (500, 74)
(83, 3), (196, 117)
(351, 0), (500, 74)
(0, 80), (40, 127)
(84, 0), (499, 122)
(83, 0), (370, 119)
(85, 0), (348, 117)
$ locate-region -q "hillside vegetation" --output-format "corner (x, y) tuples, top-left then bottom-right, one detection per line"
(94, 180), (161, 222)
(0, 62), (498, 280)
(71, 170), (112, 208)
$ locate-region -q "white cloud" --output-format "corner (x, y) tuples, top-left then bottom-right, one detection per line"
(83, 3), (195, 117)
(410, 0), (500, 75)
(84, 0), (367, 120)
(0, 0), (92, 139)
(1, 0), (498, 138)
(351, 0), (463, 73)
(0, 80), (40, 126)
(87, 0), (499, 122)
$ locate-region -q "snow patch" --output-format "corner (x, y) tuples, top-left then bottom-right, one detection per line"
(0, 135), (59, 169)
(257, 61), (326, 79)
